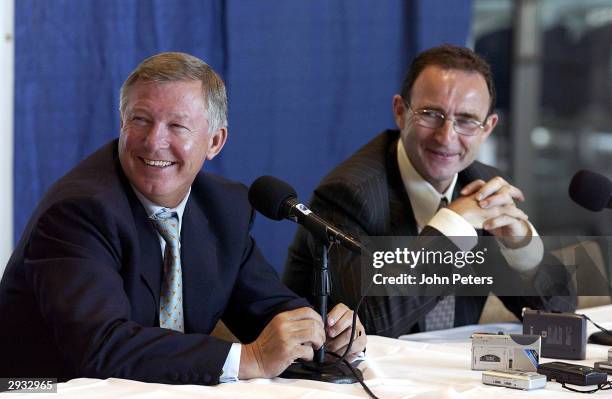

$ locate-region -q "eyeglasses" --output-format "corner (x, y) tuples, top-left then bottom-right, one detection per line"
(406, 103), (487, 136)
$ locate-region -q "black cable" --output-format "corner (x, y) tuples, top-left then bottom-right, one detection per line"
(328, 291), (363, 367)
(326, 243), (368, 368)
(327, 352), (380, 399)
(560, 382), (612, 394)
(560, 383), (600, 394)
(320, 243), (380, 399)
(580, 314), (612, 337)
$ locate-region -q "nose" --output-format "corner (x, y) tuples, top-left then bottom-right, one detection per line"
(142, 123), (170, 152)
(433, 119), (457, 146)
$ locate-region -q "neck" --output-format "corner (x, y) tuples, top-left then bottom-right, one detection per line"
(431, 180), (452, 194)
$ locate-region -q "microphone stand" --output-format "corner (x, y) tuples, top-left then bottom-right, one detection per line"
(280, 240), (362, 383)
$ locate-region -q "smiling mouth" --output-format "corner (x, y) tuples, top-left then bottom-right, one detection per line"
(140, 157), (176, 168)
(427, 149), (459, 159)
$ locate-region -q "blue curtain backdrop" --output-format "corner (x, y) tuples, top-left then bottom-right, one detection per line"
(15, 0), (472, 271)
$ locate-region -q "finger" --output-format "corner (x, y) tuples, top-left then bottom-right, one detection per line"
(479, 186), (514, 208)
(483, 205), (528, 225)
(477, 178), (525, 202)
(327, 308), (354, 338)
(280, 319), (326, 349)
(474, 177), (507, 200)
(326, 303), (349, 328)
(326, 327), (353, 353)
(293, 343), (315, 362)
(491, 185), (524, 202)
(460, 179), (486, 196)
(329, 330), (367, 355)
(269, 319), (324, 348)
(327, 320), (366, 354)
(500, 205), (529, 221)
(483, 215), (518, 230)
(483, 209), (528, 231)
(278, 308), (325, 334)
(283, 307), (325, 323)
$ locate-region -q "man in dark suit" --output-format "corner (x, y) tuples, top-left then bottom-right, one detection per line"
(284, 45), (575, 337)
(0, 52), (365, 384)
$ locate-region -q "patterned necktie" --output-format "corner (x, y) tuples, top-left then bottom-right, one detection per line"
(425, 197), (456, 331)
(150, 210), (184, 333)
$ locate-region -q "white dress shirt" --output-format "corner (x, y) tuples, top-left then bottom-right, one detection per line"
(396, 140), (543, 271)
(132, 187), (241, 383)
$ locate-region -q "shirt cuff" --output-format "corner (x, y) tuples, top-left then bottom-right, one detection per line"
(219, 343), (241, 383)
(427, 208), (478, 252)
(498, 221), (544, 273)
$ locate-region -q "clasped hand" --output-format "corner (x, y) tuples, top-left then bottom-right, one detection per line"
(446, 176), (531, 247)
(239, 303), (366, 379)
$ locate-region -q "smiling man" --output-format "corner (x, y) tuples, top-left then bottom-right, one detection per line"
(0, 52), (365, 383)
(284, 45), (575, 337)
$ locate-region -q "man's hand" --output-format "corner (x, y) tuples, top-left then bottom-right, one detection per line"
(325, 303), (366, 361)
(453, 176), (531, 247)
(238, 307), (325, 379)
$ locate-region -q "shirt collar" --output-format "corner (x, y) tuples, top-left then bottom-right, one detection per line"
(397, 139), (457, 231)
(131, 186), (191, 233)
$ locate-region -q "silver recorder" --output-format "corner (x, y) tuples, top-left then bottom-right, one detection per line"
(471, 332), (541, 372)
(482, 370), (547, 390)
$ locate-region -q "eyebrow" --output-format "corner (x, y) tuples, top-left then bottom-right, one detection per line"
(168, 112), (191, 120)
(454, 111), (484, 121)
(128, 108), (192, 122)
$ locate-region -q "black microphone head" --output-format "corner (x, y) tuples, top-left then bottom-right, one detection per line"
(569, 170), (612, 212)
(248, 176), (297, 220)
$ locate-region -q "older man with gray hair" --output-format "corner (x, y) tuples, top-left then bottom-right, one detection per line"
(0, 52), (365, 385)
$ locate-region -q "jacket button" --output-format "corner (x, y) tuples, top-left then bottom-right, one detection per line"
(203, 374), (211, 384)
(180, 374), (190, 383)
(169, 372), (179, 382)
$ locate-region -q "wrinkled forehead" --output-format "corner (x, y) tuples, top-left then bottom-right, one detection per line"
(411, 66), (491, 117)
(123, 80), (207, 115)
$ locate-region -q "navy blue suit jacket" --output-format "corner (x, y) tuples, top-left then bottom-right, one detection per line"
(0, 140), (306, 384)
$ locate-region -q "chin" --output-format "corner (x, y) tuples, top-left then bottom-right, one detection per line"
(425, 165), (456, 180)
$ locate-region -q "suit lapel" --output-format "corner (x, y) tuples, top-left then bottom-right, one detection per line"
(387, 138), (418, 236)
(179, 197), (218, 333)
(113, 152), (165, 321)
(129, 193), (164, 312)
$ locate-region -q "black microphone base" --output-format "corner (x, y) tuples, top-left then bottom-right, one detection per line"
(279, 360), (362, 384)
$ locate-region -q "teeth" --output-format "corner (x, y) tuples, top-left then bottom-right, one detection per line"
(143, 158), (173, 167)
(431, 150), (455, 157)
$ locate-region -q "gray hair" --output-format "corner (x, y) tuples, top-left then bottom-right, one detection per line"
(119, 52), (228, 132)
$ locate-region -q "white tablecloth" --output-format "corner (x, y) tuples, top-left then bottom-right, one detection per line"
(3, 305), (612, 399)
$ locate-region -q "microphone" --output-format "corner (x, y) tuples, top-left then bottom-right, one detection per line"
(569, 170), (612, 212)
(248, 176), (362, 254)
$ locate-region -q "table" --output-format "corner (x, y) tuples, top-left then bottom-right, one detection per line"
(3, 305), (612, 398)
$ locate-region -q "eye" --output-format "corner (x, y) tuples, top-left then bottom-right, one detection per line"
(130, 116), (150, 126)
(455, 118), (481, 128)
(169, 123), (191, 135)
(421, 110), (443, 120)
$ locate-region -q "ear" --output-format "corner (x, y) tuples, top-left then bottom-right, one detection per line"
(481, 113), (498, 141)
(206, 127), (228, 160)
(392, 95), (407, 130)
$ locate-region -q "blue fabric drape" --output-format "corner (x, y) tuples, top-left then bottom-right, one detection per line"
(15, 0), (472, 271)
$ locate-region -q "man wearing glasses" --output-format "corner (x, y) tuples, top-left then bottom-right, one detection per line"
(283, 45), (575, 337)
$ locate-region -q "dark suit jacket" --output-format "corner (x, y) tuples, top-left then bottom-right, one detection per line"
(284, 130), (575, 337)
(0, 140), (306, 384)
